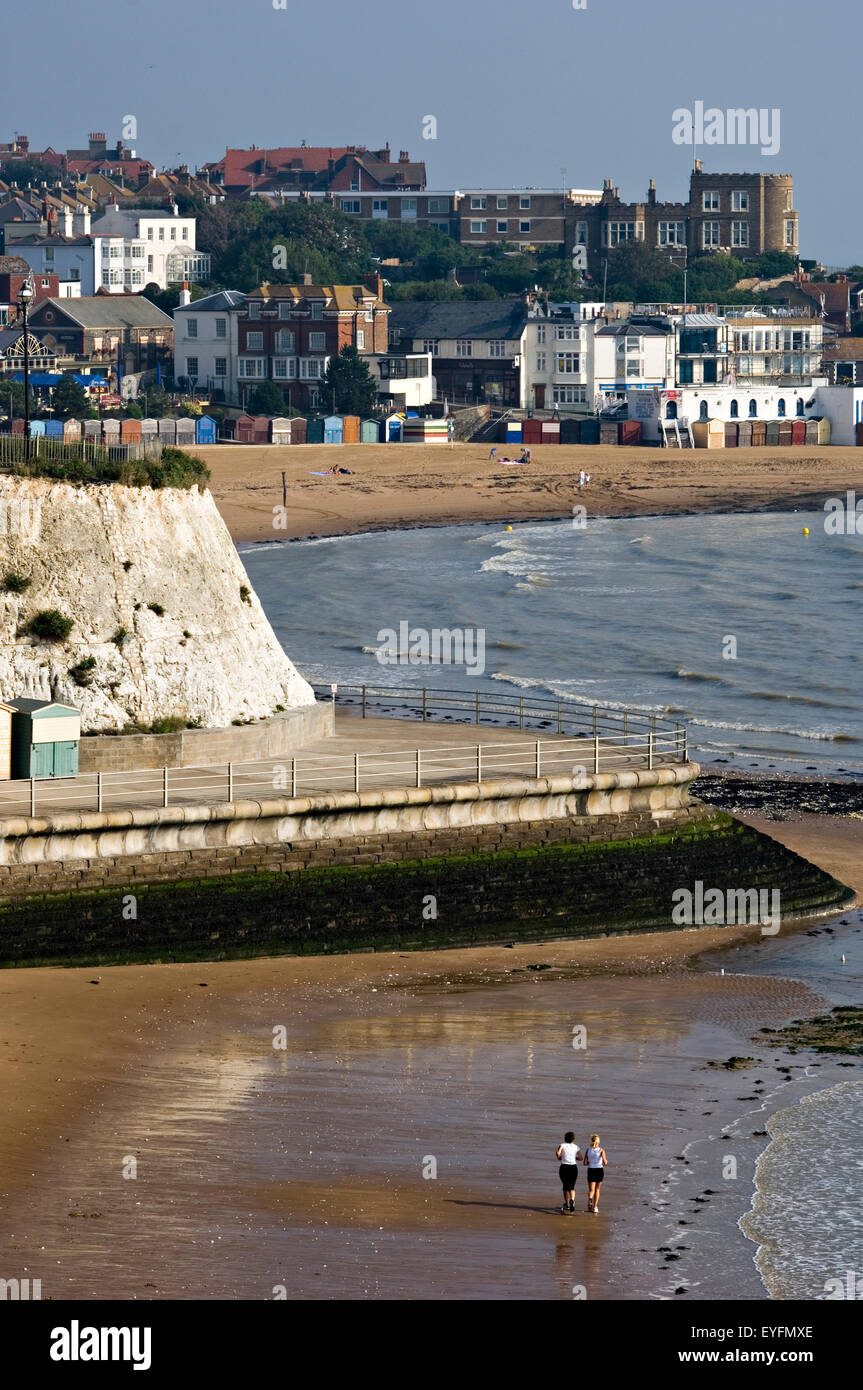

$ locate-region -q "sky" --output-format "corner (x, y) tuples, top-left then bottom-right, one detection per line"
(1, 0), (860, 263)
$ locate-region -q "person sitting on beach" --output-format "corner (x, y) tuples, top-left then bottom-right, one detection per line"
(583, 1134), (607, 1213)
(556, 1131), (582, 1214)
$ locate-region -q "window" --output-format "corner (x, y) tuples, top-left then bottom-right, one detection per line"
(732, 191), (749, 211)
(735, 331), (750, 351)
(239, 358), (265, 378)
(556, 352), (580, 374)
(456, 340), (473, 357)
(658, 221), (686, 246)
(187, 319), (198, 338)
(497, 220), (508, 234)
(553, 385), (586, 404)
(427, 198), (444, 213)
(785, 220), (795, 247)
(340, 199), (361, 214)
(732, 221), (749, 247)
(246, 331), (264, 350)
(422, 339), (439, 355)
(777, 398), (786, 417)
(575, 221), (588, 247)
(147, 228), (154, 240)
(110, 268), (122, 285)
(41, 277), (50, 287)
(350, 179), (359, 192)
(730, 399), (738, 418)
(131, 244), (144, 259)
(748, 399), (757, 417)
(796, 399), (805, 416)
(147, 256), (153, 273)
(625, 359), (642, 376)
(536, 353), (546, 372)
(301, 359), (324, 378)
(609, 221), (638, 245)
(214, 357), (227, 377)
(109, 244), (122, 258)
(357, 330), (365, 349)
(182, 227), (189, 240)
(309, 331), (326, 351)
(273, 358), (297, 379)
(537, 325), (546, 345)
(310, 302), (323, 320)
(185, 357), (199, 377)
(275, 329), (295, 352)
(401, 199), (417, 219)
(470, 220), (487, 234)
(248, 301), (261, 320)
(520, 196), (531, 209)
(702, 191), (719, 210)
(519, 221), (531, 234)
(309, 389), (321, 408)
(132, 270), (143, 285)
(737, 356), (751, 374)
(699, 400), (709, 421)
(102, 270), (111, 286)
(215, 318), (226, 338)
(471, 196), (487, 210)
(158, 227), (164, 240)
(170, 227), (177, 240)
(556, 326), (579, 340)
(703, 221), (720, 247)
(372, 199), (388, 218)
(497, 196), (508, 210)
(487, 340), (506, 357)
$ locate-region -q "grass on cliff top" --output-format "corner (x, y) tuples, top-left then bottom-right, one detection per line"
(5, 446), (209, 490)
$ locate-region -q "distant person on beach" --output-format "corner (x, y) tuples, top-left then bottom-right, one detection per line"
(556, 1131), (582, 1213)
(584, 1134), (608, 1213)
(490, 446), (498, 460)
(520, 448), (531, 463)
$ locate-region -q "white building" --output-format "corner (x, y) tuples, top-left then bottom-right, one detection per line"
(91, 205), (210, 293)
(172, 290), (246, 398)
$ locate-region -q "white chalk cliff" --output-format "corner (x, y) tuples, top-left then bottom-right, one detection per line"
(0, 476), (315, 731)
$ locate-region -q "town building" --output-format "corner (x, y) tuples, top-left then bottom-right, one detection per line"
(202, 144), (425, 198)
(0, 256), (60, 326)
(26, 296), (173, 386)
(173, 289), (246, 398)
(388, 301), (530, 407)
(456, 188), (602, 250)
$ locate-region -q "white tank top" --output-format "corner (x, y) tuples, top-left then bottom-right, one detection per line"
(559, 1142), (580, 1165)
(587, 1146), (604, 1167)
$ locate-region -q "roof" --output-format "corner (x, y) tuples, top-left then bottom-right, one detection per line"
(0, 254), (33, 275)
(823, 338), (863, 360)
(174, 290), (245, 313)
(11, 234), (93, 247)
(6, 698), (80, 715)
(92, 208), (190, 235)
(29, 296), (174, 329)
(388, 301), (529, 341)
(679, 313), (725, 327)
(248, 282), (388, 311)
(596, 317), (673, 336)
(0, 198), (41, 223)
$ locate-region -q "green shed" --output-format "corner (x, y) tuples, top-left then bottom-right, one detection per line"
(9, 699), (81, 779)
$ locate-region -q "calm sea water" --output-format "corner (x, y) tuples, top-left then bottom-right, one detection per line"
(242, 510), (863, 776)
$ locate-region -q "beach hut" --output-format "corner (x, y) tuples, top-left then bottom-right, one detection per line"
(816, 417), (831, 445)
(196, 415), (217, 445)
(777, 421), (793, 445)
(8, 698), (81, 780)
(560, 418), (581, 444)
(175, 419), (196, 445)
(306, 416), (325, 445)
(121, 417), (142, 444)
(158, 418), (177, 444)
(360, 418), (379, 443)
(618, 420), (642, 445)
(724, 422), (738, 448)
(541, 421), (561, 445)
(102, 418), (120, 442)
(45, 419), (63, 439)
(341, 415), (360, 445)
(63, 418), (82, 443)
(83, 419), (101, 441)
(0, 701), (14, 781)
(579, 417), (600, 445)
(141, 418), (158, 440)
(403, 417), (449, 444)
(599, 421), (618, 445)
(324, 415), (343, 445)
(791, 420), (806, 445)
(736, 420), (752, 447)
(250, 416), (269, 444)
(691, 419), (725, 449)
(29, 419), (46, 438)
(751, 420), (766, 446)
(505, 421), (523, 446)
(235, 414), (256, 444)
(521, 418), (543, 446)
(290, 417), (307, 445)
(764, 420), (780, 446)
(804, 419), (819, 444)
(11, 418), (24, 435)
(270, 417), (292, 445)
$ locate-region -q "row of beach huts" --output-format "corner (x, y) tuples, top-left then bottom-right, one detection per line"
(499, 416), (833, 447)
(1, 413), (452, 447)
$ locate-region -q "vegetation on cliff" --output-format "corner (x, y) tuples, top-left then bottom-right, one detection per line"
(4, 446), (210, 490)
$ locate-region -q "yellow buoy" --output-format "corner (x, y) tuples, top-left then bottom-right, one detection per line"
(505, 525), (513, 531)
(803, 527), (809, 535)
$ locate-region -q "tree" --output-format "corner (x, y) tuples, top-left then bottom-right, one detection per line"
(324, 345), (379, 416)
(142, 283), (207, 314)
(246, 380), (288, 415)
(51, 374), (89, 419)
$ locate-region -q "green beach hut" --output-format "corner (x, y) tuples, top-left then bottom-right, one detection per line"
(9, 698), (81, 779)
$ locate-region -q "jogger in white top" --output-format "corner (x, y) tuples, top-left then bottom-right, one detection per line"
(583, 1133), (608, 1213)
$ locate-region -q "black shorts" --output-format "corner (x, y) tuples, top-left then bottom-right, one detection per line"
(587, 1167), (604, 1183)
(559, 1163), (579, 1188)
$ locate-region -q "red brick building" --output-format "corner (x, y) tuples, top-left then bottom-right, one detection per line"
(0, 255), (60, 327)
(236, 274), (390, 409)
(202, 144), (425, 198)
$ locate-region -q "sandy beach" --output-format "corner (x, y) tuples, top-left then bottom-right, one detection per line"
(195, 442), (863, 544)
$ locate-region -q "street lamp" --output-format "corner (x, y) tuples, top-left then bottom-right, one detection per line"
(17, 276), (34, 462)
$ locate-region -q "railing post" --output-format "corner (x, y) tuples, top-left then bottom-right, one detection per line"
(416, 749), (422, 788)
(592, 705), (597, 740)
(593, 737), (599, 775)
(354, 752), (360, 794)
(623, 709), (628, 746)
(535, 740), (541, 778)
(30, 776), (35, 817)
(227, 761), (233, 801)
(648, 731), (655, 771)
(362, 685), (367, 719)
(163, 766), (169, 807)
(476, 743), (482, 782)
(291, 757), (297, 797)
(97, 771), (103, 813)
(423, 688), (428, 722)
(519, 695), (524, 730)
(476, 690), (481, 726)
(557, 699), (562, 735)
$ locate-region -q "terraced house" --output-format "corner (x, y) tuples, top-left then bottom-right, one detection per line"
(235, 274), (390, 410)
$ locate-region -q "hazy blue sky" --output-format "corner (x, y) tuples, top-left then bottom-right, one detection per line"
(2, 0), (859, 261)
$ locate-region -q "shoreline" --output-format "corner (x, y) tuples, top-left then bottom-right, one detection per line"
(192, 441), (863, 545)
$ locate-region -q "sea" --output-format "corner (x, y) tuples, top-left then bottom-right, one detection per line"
(237, 509), (863, 1299)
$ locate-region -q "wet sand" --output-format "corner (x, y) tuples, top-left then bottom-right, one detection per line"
(194, 442), (863, 544)
(0, 814), (858, 1301)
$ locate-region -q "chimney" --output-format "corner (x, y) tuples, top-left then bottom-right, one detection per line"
(89, 132), (107, 156)
(303, 272), (313, 286)
(694, 158), (702, 173)
(178, 281), (192, 307)
(648, 178), (656, 205)
(398, 150), (409, 162)
(362, 271), (384, 300)
(172, 202), (179, 216)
